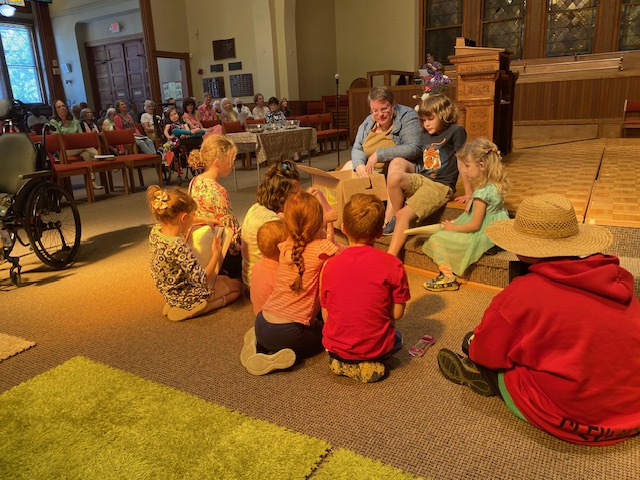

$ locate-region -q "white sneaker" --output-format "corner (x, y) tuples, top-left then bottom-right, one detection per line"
(92, 182), (104, 190)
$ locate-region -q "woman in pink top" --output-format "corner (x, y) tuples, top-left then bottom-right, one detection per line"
(182, 97), (222, 139)
(113, 100), (156, 154)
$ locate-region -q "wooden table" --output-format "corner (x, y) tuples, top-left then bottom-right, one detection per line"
(225, 127), (317, 188)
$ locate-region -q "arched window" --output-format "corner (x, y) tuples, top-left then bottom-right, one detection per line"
(483, 0), (526, 60)
(423, 0), (462, 66)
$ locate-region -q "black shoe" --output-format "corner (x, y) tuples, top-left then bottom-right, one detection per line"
(437, 349), (495, 396)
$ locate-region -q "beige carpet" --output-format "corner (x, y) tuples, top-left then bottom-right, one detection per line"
(0, 153), (638, 480)
(0, 333), (35, 362)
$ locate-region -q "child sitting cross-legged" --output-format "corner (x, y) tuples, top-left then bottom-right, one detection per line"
(320, 194), (411, 382)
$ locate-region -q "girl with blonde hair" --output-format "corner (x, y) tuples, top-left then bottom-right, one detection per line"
(420, 137), (510, 291)
(146, 185), (242, 321)
(188, 135), (242, 278)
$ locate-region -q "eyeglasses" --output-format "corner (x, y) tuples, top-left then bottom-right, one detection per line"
(371, 106), (392, 116)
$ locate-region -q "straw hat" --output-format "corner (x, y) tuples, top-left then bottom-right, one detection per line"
(485, 194), (612, 258)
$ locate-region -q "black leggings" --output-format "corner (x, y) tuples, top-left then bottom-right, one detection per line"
(255, 311), (324, 359)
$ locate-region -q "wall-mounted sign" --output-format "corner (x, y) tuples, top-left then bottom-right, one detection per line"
(213, 38), (235, 60)
(228, 62), (242, 71)
(210, 64), (224, 73)
(230, 73), (253, 98)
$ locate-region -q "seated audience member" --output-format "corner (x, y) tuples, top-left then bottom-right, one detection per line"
(129, 101), (141, 122)
(280, 98), (292, 117)
(251, 93), (270, 120)
(27, 107), (49, 132)
(71, 104), (81, 121)
(183, 97), (221, 138)
(265, 97), (286, 125)
(198, 92), (217, 122)
(114, 100), (156, 154)
(250, 220), (288, 315)
(421, 52), (442, 77)
(321, 194), (410, 383)
(219, 97), (238, 123)
(49, 99), (103, 190)
(79, 108), (100, 133)
(385, 94), (471, 257)
(140, 100), (161, 146)
(437, 193), (640, 446)
(163, 97), (177, 117)
(233, 98), (253, 124)
(212, 100), (222, 121)
(101, 107), (116, 132)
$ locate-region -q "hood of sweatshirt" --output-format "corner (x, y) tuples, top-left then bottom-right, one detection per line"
(529, 254), (634, 304)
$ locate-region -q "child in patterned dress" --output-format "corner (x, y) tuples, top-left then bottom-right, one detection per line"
(421, 137), (510, 291)
(188, 135), (243, 278)
(147, 186), (242, 321)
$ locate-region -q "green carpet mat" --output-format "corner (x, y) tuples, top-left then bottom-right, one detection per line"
(0, 356), (423, 480)
(0, 356), (328, 479)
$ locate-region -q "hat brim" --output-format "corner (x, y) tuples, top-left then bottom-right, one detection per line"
(485, 220), (613, 258)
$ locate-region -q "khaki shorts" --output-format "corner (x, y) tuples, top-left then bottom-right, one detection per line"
(405, 174), (453, 220)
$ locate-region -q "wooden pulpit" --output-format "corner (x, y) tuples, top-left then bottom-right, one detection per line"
(449, 38), (517, 154)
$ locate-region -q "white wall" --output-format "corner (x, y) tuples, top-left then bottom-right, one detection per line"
(48, 0), (422, 107)
(334, 0), (419, 92)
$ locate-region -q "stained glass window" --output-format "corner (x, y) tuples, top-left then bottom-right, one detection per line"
(483, 0), (526, 60)
(0, 23), (43, 103)
(546, 0), (597, 57)
(620, 0), (640, 50)
(424, 0), (463, 66)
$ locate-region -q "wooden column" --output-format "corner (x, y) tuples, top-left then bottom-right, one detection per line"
(449, 39), (516, 154)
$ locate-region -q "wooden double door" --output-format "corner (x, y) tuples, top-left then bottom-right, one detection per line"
(87, 36), (150, 112)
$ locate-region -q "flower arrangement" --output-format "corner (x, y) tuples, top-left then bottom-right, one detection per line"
(414, 72), (452, 109)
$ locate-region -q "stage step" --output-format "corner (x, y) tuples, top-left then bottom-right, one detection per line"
(373, 203), (640, 298)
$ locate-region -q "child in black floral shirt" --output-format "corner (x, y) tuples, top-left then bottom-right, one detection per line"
(147, 185), (242, 321)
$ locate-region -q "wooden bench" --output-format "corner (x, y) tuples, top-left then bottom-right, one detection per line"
(511, 56), (623, 77)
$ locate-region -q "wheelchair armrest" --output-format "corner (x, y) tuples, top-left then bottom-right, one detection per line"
(18, 170), (53, 180)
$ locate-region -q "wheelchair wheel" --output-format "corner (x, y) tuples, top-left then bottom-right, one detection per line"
(162, 164), (173, 185)
(24, 182), (81, 268)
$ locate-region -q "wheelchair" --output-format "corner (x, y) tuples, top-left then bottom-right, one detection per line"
(155, 115), (203, 185)
(0, 100), (81, 286)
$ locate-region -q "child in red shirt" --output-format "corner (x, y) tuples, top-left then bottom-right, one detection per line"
(321, 194), (411, 382)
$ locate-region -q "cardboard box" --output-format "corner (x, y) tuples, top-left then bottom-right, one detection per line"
(297, 165), (387, 226)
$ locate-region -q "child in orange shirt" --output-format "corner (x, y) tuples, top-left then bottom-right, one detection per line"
(249, 220), (288, 315)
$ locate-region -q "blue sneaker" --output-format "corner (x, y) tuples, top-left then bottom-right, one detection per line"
(382, 217), (396, 236)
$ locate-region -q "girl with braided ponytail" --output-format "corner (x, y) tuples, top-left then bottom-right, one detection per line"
(147, 185), (242, 322)
(246, 191), (344, 371)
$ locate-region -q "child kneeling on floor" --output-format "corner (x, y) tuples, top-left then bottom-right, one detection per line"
(242, 191), (344, 376)
(320, 194), (411, 382)
(147, 185), (242, 322)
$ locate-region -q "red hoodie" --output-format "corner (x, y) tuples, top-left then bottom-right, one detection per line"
(470, 254), (640, 445)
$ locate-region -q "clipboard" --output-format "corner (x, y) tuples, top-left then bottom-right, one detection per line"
(185, 223), (233, 286)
